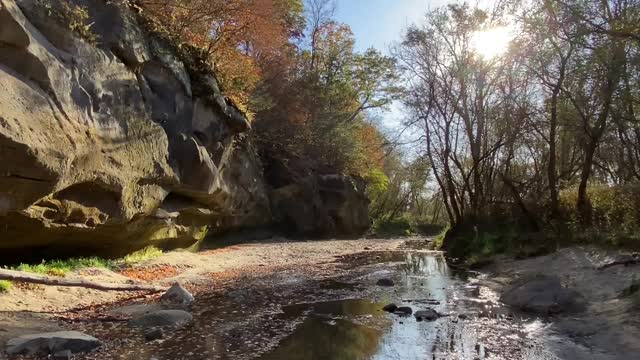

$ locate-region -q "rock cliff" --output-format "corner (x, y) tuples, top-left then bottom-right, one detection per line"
(0, 0), (270, 258)
(0, 0), (370, 260)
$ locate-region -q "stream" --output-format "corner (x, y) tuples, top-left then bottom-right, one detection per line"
(104, 242), (588, 360)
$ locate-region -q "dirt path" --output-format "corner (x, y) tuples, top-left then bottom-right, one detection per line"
(0, 237), (406, 349)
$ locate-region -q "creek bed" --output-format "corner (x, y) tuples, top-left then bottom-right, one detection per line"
(90, 243), (576, 359)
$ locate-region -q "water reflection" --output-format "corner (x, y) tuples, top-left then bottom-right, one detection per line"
(261, 299), (387, 360)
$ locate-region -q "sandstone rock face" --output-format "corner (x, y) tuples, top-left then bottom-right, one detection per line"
(0, 0), (270, 258)
(269, 174), (371, 237)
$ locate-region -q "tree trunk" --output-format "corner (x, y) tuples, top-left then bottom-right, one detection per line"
(577, 142), (596, 224)
(0, 269), (166, 292)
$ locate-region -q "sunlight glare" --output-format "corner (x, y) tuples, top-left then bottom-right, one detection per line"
(471, 26), (513, 59)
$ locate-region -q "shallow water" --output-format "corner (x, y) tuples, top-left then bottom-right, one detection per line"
(106, 246), (575, 360)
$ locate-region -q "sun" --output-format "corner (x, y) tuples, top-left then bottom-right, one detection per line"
(471, 26), (513, 59)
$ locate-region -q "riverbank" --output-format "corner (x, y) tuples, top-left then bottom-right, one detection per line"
(2, 238), (640, 359)
(0, 237), (405, 352)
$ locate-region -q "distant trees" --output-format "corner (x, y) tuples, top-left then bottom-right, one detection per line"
(396, 0), (640, 235)
(254, 0), (401, 182)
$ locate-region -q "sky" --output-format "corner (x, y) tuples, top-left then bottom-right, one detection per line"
(333, 0), (449, 134)
(334, 0), (448, 53)
(333, 0), (498, 135)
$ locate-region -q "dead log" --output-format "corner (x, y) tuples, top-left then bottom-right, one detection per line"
(0, 269), (165, 292)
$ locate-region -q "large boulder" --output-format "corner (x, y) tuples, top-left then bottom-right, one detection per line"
(6, 331), (101, 356)
(0, 0), (270, 259)
(500, 274), (584, 314)
(270, 174), (370, 237)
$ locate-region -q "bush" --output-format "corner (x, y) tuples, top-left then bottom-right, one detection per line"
(0, 280), (12, 293)
(373, 216), (413, 237)
(440, 221), (552, 266)
(559, 184), (640, 249)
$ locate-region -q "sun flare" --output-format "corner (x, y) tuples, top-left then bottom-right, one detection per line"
(471, 26), (513, 59)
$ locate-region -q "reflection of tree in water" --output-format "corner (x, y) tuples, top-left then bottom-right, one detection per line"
(262, 299), (386, 360)
(400, 253), (449, 276)
(261, 316), (383, 360)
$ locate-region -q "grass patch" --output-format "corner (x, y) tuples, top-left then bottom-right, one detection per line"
(432, 225), (449, 250)
(0, 280), (12, 293)
(14, 257), (115, 276)
(10, 246), (164, 276)
(120, 246), (163, 265)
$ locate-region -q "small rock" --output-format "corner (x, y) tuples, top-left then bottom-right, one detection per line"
(382, 303), (397, 313)
(144, 328), (164, 342)
(394, 306), (412, 316)
(129, 310), (193, 329)
(53, 350), (72, 360)
(376, 278), (395, 287)
(160, 282), (194, 305)
(364, 247), (371, 250)
(414, 309), (439, 322)
(458, 314), (469, 320)
(6, 331), (101, 356)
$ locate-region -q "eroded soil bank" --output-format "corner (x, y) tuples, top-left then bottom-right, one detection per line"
(1, 238), (639, 359)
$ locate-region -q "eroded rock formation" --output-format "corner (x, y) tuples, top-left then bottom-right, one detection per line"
(0, 0), (370, 260)
(0, 0), (269, 258)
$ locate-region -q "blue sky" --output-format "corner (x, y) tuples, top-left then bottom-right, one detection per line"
(334, 0), (448, 53)
(333, 0), (450, 133)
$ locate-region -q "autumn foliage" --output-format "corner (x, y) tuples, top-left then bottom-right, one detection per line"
(138, 0), (398, 182)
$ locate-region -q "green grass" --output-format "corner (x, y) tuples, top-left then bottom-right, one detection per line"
(10, 246), (164, 276)
(119, 246), (163, 265)
(432, 225), (450, 250)
(0, 280), (12, 293)
(14, 257), (116, 276)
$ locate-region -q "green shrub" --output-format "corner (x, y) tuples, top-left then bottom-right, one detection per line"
(120, 246), (163, 265)
(432, 225), (450, 249)
(373, 215), (414, 237)
(0, 280), (12, 293)
(559, 184), (640, 249)
(38, 0), (99, 44)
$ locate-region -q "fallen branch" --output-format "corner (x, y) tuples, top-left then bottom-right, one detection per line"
(0, 269), (165, 292)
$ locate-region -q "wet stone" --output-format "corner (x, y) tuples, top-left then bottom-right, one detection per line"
(383, 303), (398, 313)
(144, 328), (164, 342)
(414, 309), (439, 322)
(376, 278), (395, 287)
(6, 331), (102, 356)
(394, 306), (413, 316)
(129, 310), (193, 329)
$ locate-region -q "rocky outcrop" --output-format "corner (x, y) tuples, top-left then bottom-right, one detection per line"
(269, 174), (370, 237)
(0, 0), (270, 258)
(0, 0), (371, 259)
(500, 274), (584, 314)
